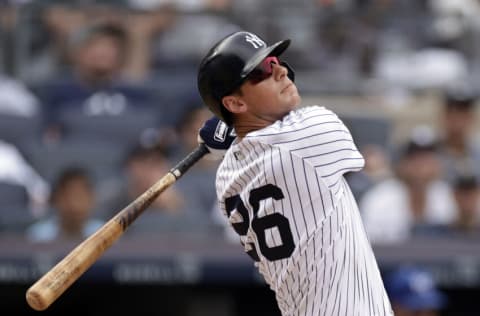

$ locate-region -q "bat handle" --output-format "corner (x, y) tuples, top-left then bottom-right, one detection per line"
(170, 143), (209, 179)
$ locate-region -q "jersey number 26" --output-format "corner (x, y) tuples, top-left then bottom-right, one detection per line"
(225, 184), (295, 262)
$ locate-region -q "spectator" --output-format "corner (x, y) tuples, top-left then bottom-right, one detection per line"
(0, 139), (49, 222)
(0, 74), (40, 117)
(385, 265), (447, 316)
(0, 73), (45, 147)
(427, 0), (480, 63)
(346, 143), (393, 201)
(16, 3), (86, 85)
(360, 126), (458, 244)
(145, 2), (240, 70)
(15, 2), (193, 86)
(449, 172), (480, 236)
(169, 102), (216, 162)
(66, 21), (128, 87)
(97, 141), (181, 217)
(169, 103), (220, 219)
(36, 20), (156, 137)
(122, 2), (178, 82)
(17, 2), (125, 85)
(437, 85), (480, 183)
(96, 141), (212, 236)
(25, 166), (104, 243)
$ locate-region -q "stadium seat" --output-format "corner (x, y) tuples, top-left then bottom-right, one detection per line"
(0, 113), (44, 146)
(0, 182), (32, 232)
(20, 139), (128, 184)
(56, 104), (162, 148)
(340, 115), (392, 151)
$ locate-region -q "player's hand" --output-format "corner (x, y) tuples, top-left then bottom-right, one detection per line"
(198, 116), (236, 161)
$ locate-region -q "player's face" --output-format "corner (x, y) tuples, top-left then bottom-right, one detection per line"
(236, 57), (301, 123)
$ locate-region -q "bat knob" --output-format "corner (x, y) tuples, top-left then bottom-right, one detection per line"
(26, 287), (49, 311)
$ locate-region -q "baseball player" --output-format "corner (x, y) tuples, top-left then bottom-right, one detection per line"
(197, 31), (393, 316)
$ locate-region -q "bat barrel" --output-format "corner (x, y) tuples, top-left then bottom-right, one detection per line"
(25, 144), (209, 311)
(25, 219), (123, 310)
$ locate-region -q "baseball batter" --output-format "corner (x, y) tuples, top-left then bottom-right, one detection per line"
(197, 31), (393, 316)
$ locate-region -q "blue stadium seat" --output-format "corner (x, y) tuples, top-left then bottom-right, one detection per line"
(0, 182), (32, 232)
(340, 115), (392, 151)
(0, 113), (44, 146)
(56, 104), (161, 148)
(20, 139), (128, 184)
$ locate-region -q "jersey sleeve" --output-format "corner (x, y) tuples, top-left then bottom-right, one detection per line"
(249, 106), (365, 190)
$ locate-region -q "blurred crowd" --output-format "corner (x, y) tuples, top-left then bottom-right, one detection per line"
(0, 0), (479, 251)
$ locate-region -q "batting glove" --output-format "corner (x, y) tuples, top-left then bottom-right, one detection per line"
(198, 116), (236, 161)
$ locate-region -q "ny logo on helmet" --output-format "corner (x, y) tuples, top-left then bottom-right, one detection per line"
(245, 34), (265, 49)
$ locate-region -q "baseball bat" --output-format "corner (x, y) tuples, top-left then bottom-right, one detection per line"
(26, 144), (209, 311)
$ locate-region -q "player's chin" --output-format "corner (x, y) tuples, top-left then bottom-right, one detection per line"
(285, 92), (301, 108)
(284, 86), (301, 102)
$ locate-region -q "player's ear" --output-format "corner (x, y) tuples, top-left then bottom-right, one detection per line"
(222, 95), (247, 115)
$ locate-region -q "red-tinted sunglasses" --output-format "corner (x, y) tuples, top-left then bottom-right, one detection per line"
(246, 56), (280, 84)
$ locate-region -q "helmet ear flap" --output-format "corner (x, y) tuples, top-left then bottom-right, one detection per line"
(281, 61), (295, 82)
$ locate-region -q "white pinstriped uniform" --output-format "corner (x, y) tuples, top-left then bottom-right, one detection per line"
(216, 106), (393, 316)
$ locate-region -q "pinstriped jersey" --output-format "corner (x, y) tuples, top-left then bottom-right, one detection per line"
(216, 106), (393, 316)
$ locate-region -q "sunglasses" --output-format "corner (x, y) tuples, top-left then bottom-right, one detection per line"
(246, 56), (280, 84)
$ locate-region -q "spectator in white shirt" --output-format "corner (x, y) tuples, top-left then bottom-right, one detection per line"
(360, 126), (458, 244)
(0, 75), (40, 117)
(0, 140), (50, 220)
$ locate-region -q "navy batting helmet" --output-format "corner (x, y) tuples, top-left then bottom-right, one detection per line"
(197, 31), (294, 125)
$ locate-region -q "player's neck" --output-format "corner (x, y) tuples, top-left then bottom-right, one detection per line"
(233, 115), (276, 138)
(234, 122), (267, 138)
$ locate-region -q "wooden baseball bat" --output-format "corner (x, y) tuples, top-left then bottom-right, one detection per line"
(26, 144), (209, 311)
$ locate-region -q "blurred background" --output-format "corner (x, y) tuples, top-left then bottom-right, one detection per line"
(0, 0), (480, 315)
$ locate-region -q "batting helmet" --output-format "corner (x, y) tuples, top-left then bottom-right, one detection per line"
(197, 31), (294, 125)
